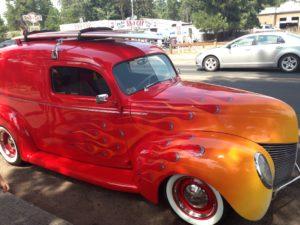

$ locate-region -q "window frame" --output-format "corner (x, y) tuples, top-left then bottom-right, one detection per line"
(112, 53), (178, 96)
(49, 66), (112, 99)
(229, 35), (258, 48)
(257, 35), (285, 45)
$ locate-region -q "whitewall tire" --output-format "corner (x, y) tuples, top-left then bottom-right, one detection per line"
(166, 175), (224, 225)
(0, 127), (22, 165)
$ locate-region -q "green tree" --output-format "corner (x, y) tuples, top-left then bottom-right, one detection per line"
(134, 0), (155, 18)
(115, 0), (131, 19)
(153, 0), (167, 19)
(0, 16), (8, 41)
(166, 0), (180, 20)
(179, 0), (201, 22)
(60, 0), (85, 23)
(45, 7), (61, 30)
(192, 12), (228, 38)
(191, 0), (280, 33)
(83, 0), (118, 21)
(60, 0), (124, 22)
(5, 0), (53, 31)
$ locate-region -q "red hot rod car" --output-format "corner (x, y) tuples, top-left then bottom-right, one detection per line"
(0, 28), (299, 225)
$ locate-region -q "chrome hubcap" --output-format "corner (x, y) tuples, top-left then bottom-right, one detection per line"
(172, 177), (218, 220)
(282, 56), (298, 71)
(0, 129), (17, 159)
(184, 184), (209, 209)
(205, 58), (217, 71)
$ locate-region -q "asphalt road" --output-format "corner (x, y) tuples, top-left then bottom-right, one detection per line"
(0, 55), (299, 225)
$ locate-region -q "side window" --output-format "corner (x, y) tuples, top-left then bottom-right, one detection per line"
(257, 35), (285, 45)
(51, 67), (111, 97)
(231, 36), (257, 48)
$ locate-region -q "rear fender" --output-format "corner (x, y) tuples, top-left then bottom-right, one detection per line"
(276, 50), (300, 65)
(132, 131), (275, 221)
(0, 105), (37, 161)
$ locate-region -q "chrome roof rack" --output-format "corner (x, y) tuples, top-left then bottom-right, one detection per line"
(77, 27), (113, 40)
(22, 27), (162, 41)
(23, 29), (55, 41)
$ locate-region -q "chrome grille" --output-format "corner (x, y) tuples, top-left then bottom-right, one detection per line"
(260, 143), (298, 188)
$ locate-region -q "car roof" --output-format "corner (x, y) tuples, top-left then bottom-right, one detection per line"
(227, 32), (293, 44)
(0, 39), (164, 68)
(243, 32), (290, 38)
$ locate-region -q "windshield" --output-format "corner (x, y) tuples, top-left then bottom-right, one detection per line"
(113, 54), (177, 95)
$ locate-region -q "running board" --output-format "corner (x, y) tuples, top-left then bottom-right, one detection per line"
(28, 151), (139, 193)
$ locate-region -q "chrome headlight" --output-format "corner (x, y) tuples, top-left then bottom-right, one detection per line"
(254, 152), (273, 189)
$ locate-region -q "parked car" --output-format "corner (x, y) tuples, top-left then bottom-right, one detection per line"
(196, 32), (300, 72)
(0, 29), (299, 225)
(253, 24), (279, 33)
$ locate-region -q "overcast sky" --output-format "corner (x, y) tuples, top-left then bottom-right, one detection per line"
(0, 0), (60, 20)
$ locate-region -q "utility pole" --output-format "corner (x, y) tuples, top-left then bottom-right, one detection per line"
(131, 0), (134, 19)
(274, 6), (277, 28)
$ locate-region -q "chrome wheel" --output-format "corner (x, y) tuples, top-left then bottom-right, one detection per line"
(280, 55), (299, 72)
(204, 56), (219, 72)
(0, 127), (19, 164)
(166, 175), (224, 225)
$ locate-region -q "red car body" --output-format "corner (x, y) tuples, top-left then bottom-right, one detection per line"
(0, 34), (298, 225)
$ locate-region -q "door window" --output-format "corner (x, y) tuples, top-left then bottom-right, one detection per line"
(231, 36), (257, 48)
(51, 67), (111, 96)
(257, 35), (285, 45)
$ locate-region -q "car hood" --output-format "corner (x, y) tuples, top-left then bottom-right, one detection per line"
(129, 80), (298, 144)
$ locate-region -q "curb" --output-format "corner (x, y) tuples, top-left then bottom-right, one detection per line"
(0, 192), (72, 225)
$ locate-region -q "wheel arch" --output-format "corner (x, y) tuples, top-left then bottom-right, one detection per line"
(0, 105), (38, 161)
(277, 52), (300, 67)
(132, 131), (274, 221)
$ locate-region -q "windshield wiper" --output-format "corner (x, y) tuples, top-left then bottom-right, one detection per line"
(144, 81), (160, 91)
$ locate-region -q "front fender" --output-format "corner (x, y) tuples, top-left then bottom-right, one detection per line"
(132, 131), (275, 221)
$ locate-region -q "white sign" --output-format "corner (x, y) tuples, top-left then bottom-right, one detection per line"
(22, 12), (42, 24)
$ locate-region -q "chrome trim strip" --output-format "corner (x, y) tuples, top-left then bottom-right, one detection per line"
(49, 104), (120, 114)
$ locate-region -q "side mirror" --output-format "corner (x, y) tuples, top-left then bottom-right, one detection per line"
(96, 94), (109, 103)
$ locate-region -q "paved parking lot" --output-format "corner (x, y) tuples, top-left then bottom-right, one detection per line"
(0, 53), (299, 225)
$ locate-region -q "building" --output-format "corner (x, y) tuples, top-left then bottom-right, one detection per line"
(258, 0), (300, 29)
(59, 18), (203, 42)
